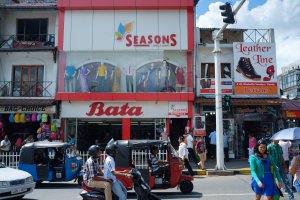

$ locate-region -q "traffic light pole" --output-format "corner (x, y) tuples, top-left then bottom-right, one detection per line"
(213, 0), (246, 170)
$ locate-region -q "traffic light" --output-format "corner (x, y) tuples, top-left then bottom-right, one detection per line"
(219, 2), (235, 24)
(224, 95), (231, 111)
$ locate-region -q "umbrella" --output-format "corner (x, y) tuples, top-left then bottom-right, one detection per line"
(270, 127), (300, 140)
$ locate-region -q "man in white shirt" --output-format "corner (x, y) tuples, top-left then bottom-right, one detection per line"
(104, 141), (131, 200)
(279, 140), (292, 169)
(0, 135), (11, 152)
(209, 130), (216, 159)
(186, 132), (198, 164)
(178, 136), (194, 176)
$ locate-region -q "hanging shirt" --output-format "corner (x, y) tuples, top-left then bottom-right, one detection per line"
(14, 113), (20, 123)
(9, 114), (14, 123)
(97, 65), (107, 77)
(41, 113), (48, 123)
(20, 113), (26, 123)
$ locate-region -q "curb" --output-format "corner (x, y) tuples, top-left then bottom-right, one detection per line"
(185, 168), (251, 176)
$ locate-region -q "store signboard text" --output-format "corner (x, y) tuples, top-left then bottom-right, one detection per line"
(86, 102), (143, 116)
(0, 106), (55, 113)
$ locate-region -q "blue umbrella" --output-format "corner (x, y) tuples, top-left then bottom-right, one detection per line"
(271, 127), (300, 140)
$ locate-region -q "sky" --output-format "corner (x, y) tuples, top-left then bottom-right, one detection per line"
(196, 0), (300, 74)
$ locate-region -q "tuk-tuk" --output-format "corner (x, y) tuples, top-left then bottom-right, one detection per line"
(110, 140), (194, 194)
(18, 141), (83, 184)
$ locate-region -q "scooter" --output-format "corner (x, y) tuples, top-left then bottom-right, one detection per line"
(130, 168), (161, 200)
(80, 168), (161, 200)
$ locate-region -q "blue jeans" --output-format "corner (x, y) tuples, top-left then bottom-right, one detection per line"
(112, 179), (127, 200)
(294, 179), (300, 196)
(279, 167), (294, 200)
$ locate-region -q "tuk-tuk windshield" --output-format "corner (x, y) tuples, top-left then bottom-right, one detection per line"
(169, 144), (179, 158)
(66, 147), (79, 158)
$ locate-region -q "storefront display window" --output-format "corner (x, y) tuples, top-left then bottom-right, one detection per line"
(63, 51), (187, 93)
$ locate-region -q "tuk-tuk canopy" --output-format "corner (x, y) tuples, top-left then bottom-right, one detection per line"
(19, 141), (69, 164)
(115, 140), (167, 149)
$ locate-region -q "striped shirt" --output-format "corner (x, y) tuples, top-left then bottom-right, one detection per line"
(104, 155), (117, 182)
(267, 143), (283, 167)
(83, 157), (101, 183)
(150, 154), (159, 172)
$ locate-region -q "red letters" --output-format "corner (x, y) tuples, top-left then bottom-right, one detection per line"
(86, 102), (143, 117)
(125, 33), (177, 47)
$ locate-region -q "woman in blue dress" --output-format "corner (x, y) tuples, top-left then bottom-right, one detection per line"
(250, 139), (283, 200)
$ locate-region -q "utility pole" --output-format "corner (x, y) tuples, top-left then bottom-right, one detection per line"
(213, 0), (246, 170)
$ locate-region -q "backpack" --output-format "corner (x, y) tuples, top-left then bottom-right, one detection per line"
(14, 113), (20, 123)
(26, 114), (31, 122)
(9, 114), (14, 123)
(50, 123), (57, 132)
(31, 113), (37, 122)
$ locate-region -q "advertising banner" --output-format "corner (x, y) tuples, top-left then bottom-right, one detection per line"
(196, 63), (233, 96)
(193, 115), (206, 136)
(61, 101), (188, 118)
(64, 10), (187, 51)
(233, 42), (278, 96)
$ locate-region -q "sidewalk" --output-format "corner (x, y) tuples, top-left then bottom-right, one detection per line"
(184, 158), (251, 176)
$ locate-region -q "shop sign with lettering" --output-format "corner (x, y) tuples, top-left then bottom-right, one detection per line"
(0, 106), (56, 113)
(61, 101), (189, 118)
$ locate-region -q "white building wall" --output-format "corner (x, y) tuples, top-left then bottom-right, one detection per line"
(2, 11), (57, 45)
(0, 52), (57, 96)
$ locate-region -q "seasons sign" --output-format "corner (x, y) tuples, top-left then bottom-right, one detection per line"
(115, 22), (177, 48)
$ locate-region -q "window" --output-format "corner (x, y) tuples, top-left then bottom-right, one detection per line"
(200, 63), (231, 78)
(17, 19), (48, 41)
(12, 66), (44, 96)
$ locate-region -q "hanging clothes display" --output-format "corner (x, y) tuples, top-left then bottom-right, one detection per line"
(148, 64), (157, 92)
(112, 67), (121, 92)
(97, 64), (107, 92)
(78, 66), (90, 92)
(175, 66), (185, 92)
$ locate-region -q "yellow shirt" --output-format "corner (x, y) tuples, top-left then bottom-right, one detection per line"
(97, 65), (107, 77)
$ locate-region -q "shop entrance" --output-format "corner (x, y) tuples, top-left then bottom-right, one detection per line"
(67, 119), (122, 151)
(169, 118), (188, 147)
(130, 119), (155, 140)
(238, 120), (273, 158)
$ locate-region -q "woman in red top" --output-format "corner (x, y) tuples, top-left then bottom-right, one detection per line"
(195, 136), (207, 170)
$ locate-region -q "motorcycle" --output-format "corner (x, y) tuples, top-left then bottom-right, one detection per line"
(80, 167), (161, 200)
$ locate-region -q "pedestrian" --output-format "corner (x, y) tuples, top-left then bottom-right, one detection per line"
(178, 136), (194, 176)
(279, 140), (292, 169)
(250, 139), (283, 200)
(290, 155), (300, 197)
(208, 130), (216, 159)
(195, 136), (207, 170)
(223, 133), (229, 162)
(83, 145), (113, 200)
(268, 140), (294, 200)
(0, 135), (11, 152)
(23, 134), (34, 145)
(15, 136), (23, 152)
(104, 140), (131, 200)
(186, 131), (198, 164)
(0, 135), (11, 166)
(249, 133), (257, 162)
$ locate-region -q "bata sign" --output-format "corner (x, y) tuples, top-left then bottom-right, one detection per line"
(86, 102), (143, 116)
(61, 101), (189, 118)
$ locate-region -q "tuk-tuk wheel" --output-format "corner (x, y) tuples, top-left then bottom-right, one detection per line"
(179, 180), (193, 194)
(35, 181), (43, 188)
(77, 176), (83, 186)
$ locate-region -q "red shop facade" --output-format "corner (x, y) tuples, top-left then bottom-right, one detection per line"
(56, 0), (195, 150)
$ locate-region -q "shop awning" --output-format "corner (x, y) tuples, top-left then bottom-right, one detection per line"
(0, 99), (56, 106)
(195, 97), (283, 106)
(282, 99), (300, 111)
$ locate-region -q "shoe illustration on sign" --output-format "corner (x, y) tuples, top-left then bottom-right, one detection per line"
(263, 65), (275, 81)
(236, 57), (261, 81)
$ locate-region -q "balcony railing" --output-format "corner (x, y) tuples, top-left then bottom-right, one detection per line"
(0, 34), (55, 50)
(0, 81), (54, 97)
(0, 0), (57, 8)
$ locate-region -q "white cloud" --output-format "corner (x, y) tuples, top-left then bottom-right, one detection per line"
(196, 0), (300, 74)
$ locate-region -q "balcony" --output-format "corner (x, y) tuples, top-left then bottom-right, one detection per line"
(0, 0), (56, 9)
(0, 81), (55, 97)
(0, 34), (55, 51)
